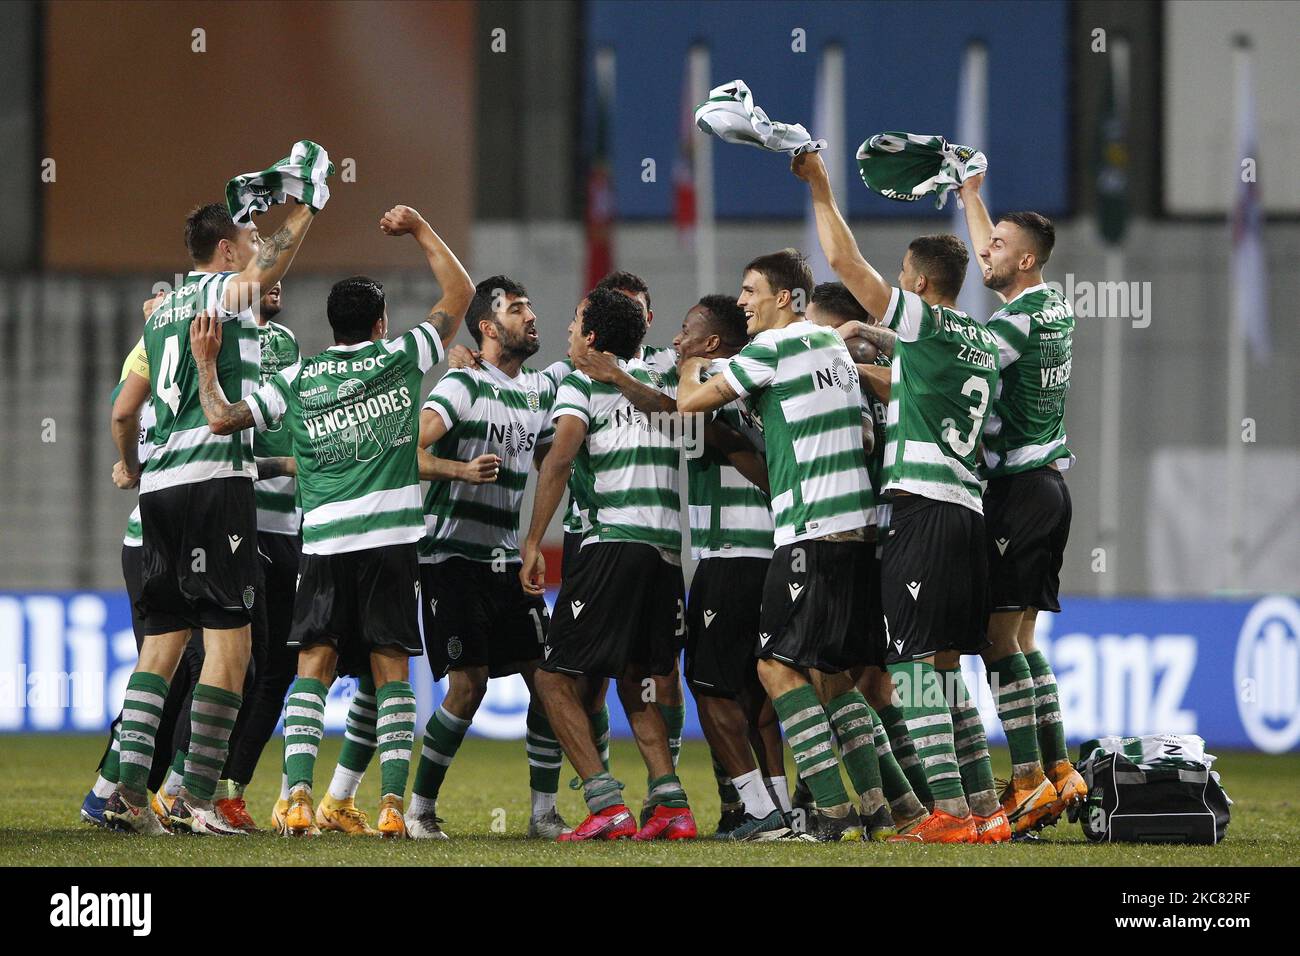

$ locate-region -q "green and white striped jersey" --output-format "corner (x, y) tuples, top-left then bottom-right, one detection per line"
(687, 397), (773, 560)
(562, 343), (677, 536)
(720, 321), (872, 546)
(140, 271), (260, 494)
(254, 320), (302, 535)
(862, 353), (892, 533)
(980, 283), (1076, 478)
(554, 356), (682, 553)
(245, 322), (445, 555)
(419, 361), (561, 565)
(115, 338), (155, 548)
(881, 288), (999, 513)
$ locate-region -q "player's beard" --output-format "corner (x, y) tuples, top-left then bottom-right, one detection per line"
(982, 263), (1015, 294)
(501, 326), (540, 360)
(260, 301), (282, 320)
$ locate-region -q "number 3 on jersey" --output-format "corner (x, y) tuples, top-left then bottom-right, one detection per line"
(943, 374), (989, 457)
(156, 334), (182, 415)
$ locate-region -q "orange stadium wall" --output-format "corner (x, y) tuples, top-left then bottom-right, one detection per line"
(42, 0), (477, 273)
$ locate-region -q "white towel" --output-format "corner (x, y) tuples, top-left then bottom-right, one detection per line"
(695, 80), (826, 156)
(225, 140), (334, 223)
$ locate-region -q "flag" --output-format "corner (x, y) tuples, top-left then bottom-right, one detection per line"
(952, 42), (994, 321)
(673, 54), (697, 245)
(1230, 37), (1269, 362)
(1095, 40), (1130, 245)
(585, 49), (615, 290)
(804, 45), (844, 286)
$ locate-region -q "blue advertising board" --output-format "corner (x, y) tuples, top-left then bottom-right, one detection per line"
(1, 592), (1297, 753)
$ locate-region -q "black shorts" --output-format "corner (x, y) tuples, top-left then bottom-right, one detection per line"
(257, 531), (301, 652)
(543, 542), (685, 679)
(289, 542), (423, 678)
(685, 556), (769, 699)
(137, 477), (259, 633)
(561, 530), (586, 580)
(983, 467), (1072, 613)
(860, 544), (888, 669)
(757, 539), (875, 673)
(122, 543), (146, 647)
(420, 558), (550, 679)
(881, 496), (990, 664)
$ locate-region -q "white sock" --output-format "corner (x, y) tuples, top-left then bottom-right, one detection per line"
(280, 773), (290, 801)
(531, 790), (557, 817)
(735, 769), (777, 819)
(409, 793), (436, 818)
(328, 765), (365, 801)
(765, 776), (792, 814)
(92, 775), (115, 799)
(163, 769), (184, 797)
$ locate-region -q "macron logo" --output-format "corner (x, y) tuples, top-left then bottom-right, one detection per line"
(703, 610), (717, 628)
(50, 886), (151, 936)
(227, 534), (243, 553)
(759, 632), (771, 647)
(894, 640), (905, 654)
(788, 582), (804, 602)
(906, 581), (921, 600)
(800, 336), (812, 349)
(995, 538), (1010, 555)
(570, 601), (585, 619)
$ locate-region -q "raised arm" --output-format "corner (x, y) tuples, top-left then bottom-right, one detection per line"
(519, 415), (586, 596)
(835, 318), (898, 359)
(190, 312), (255, 434)
(110, 370), (151, 488)
(222, 203), (317, 314)
(957, 172), (994, 265)
(792, 152), (893, 320)
(380, 205), (473, 347)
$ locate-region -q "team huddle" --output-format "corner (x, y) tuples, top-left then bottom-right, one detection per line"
(81, 145), (1084, 845)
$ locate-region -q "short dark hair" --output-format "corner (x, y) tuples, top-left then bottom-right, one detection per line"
(184, 203), (239, 264)
(595, 270), (651, 313)
(906, 234), (969, 299)
(466, 275), (528, 347)
(696, 294), (748, 348)
(582, 287), (645, 360)
(327, 276), (385, 345)
(998, 211), (1056, 266)
(743, 248), (814, 310)
(810, 281), (872, 325)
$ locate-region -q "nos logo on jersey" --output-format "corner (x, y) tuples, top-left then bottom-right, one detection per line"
(489, 422), (534, 457)
(1234, 596), (1300, 753)
(814, 358), (857, 394)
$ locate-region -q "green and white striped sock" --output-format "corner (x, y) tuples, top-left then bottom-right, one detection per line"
(117, 672), (169, 801)
(888, 662), (966, 813)
(825, 691), (886, 815)
(646, 773), (689, 809)
(591, 703), (611, 772)
(1025, 651), (1068, 765)
(329, 674), (376, 799)
(526, 702), (563, 808)
(939, 667), (997, 816)
(987, 653), (1043, 778)
(658, 703), (685, 770)
(712, 754), (741, 805)
(871, 708), (925, 818)
(412, 704), (471, 800)
(376, 681), (416, 800)
(98, 725), (122, 790)
(772, 685), (850, 810)
(582, 771), (624, 814)
(182, 684), (243, 803)
(283, 677), (328, 792)
(164, 751), (185, 796)
(878, 703), (933, 805)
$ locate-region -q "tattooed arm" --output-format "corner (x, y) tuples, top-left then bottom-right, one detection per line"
(835, 318), (898, 359)
(190, 312), (255, 435)
(380, 205), (473, 347)
(221, 203), (317, 315)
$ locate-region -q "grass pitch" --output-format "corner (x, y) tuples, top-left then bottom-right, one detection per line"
(0, 735), (1294, 866)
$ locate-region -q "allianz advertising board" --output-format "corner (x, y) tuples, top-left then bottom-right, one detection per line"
(1, 592), (1297, 753)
